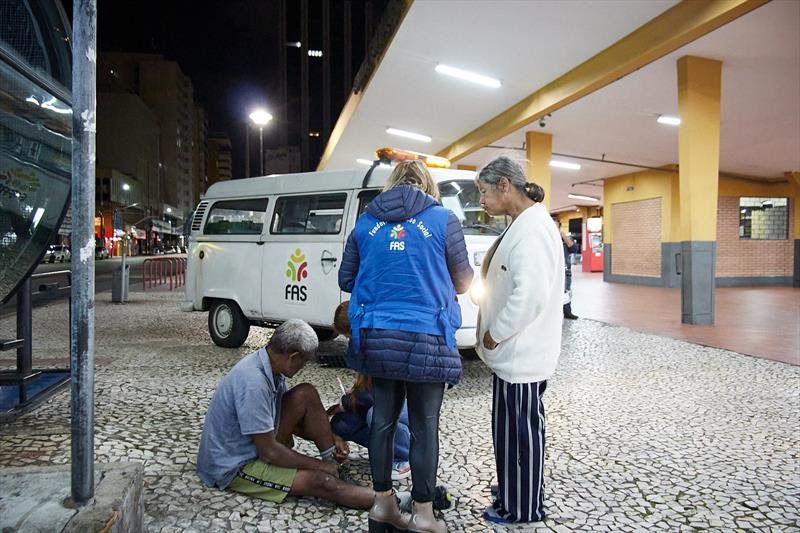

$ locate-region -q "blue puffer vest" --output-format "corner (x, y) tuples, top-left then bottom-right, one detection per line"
(344, 186), (463, 385)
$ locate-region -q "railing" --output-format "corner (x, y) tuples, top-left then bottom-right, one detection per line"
(142, 257), (186, 291)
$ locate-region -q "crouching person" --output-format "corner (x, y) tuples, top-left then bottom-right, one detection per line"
(197, 319), (404, 521)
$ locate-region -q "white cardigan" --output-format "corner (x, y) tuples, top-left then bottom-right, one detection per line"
(476, 203), (565, 384)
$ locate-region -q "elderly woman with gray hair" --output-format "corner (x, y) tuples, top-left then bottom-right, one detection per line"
(474, 156), (565, 525)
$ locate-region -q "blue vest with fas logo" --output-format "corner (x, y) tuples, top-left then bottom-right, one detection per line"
(348, 204), (461, 354)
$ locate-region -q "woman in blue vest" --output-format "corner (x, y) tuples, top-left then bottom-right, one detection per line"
(339, 160), (473, 533)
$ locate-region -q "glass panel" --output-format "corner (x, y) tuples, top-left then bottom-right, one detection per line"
(0, 54), (72, 303)
(203, 198), (268, 235)
(439, 180), (508, 235)
(738, 197), (788, 240)
(0, 0), (72, 90)
(358, 189), (380, 215)
(271, 194), (346, 235)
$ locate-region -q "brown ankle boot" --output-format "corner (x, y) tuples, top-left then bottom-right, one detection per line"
(368, 490), (410, 533)
(408, 501), (446, 533)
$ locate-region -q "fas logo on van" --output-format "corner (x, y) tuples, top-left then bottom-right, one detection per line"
(285, 248), (308, 302)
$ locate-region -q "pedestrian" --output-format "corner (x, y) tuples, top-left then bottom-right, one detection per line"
(339, 160), (474, 533)
(196, 319), (408, 512)
(328, 301), (412, 482)
(474, 156), (565, 524)
(553, 217), (580, 320)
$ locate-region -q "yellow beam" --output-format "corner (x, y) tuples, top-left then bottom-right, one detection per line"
(437, 0), (770, 163)
(526, 131), (552, 210)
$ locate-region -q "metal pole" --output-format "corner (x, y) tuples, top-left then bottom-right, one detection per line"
(259, 127), (264, 176)
(245, 122), (250, 178)
(322, 0), (331, 142)
(279, 0), (288, 148)
(16, 278), (32, 376)
(344, 1), (352, 96)
(70, 0), (97, 506)
(300, 0), (309, 170)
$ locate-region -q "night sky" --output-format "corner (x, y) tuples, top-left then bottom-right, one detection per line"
(66, 1), (389, 177)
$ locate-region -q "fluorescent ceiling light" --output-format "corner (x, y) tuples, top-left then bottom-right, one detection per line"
(550, 160), (581, 170)
(657, 115), (681, 126)
(435, 64), (501, 88)
(356, 158), (373, 166)
(568, 193), (599, 202)
(386, 127), (431, 143)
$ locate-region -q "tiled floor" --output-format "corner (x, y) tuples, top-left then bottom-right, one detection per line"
(571, 271), (800, 365)
(2, 292), (798, 532)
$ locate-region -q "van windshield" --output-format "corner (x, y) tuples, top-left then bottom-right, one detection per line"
(439, 180), (508, 236)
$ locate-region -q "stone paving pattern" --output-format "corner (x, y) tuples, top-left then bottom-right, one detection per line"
(1, 291), (798, 532)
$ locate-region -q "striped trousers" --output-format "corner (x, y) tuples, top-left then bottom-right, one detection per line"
(491, 374), (547, 522)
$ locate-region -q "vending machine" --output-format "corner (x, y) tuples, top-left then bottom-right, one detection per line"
(581, 217), (604, 272)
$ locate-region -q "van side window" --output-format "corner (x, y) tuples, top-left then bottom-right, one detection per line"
(204, 198), (268, 235)
(357, 189), (381, 215)
(272, 194), (346, 235)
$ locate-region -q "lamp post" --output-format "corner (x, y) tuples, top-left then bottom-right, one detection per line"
(249, 109), (273, 176)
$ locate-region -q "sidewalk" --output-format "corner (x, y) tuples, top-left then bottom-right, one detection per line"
(571, 271), (800, 365)
(1, 291), (798, 531)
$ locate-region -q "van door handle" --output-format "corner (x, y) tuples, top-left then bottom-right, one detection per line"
(256, 241), (265, 246)
(320, 257), (337, 262)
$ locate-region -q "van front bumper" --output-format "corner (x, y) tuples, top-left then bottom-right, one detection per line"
(180, 301), (196, 312)
(456, 327), (477, 349)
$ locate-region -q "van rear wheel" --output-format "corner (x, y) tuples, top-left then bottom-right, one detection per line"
(209, 300), (250, 348)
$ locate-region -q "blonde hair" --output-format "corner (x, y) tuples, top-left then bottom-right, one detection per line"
(383, 160), (440, 201)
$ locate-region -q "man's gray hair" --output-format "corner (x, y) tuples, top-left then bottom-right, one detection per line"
(268, 319), (319, 356)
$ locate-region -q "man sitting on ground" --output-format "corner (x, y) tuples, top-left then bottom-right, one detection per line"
(197, 319), (405, 521)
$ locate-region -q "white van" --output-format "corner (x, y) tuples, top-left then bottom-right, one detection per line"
(181, 159), (507, 350)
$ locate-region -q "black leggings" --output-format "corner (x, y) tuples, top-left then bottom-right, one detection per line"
(369, 377), (445, 502)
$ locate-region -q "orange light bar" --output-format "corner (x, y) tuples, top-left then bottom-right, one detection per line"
(375, 147), (451, 169)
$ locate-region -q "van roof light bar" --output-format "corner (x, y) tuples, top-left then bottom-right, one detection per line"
(375, 147), (451, 169)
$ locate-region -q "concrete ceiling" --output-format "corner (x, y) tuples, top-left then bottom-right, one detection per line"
(322, 0), (800, 211)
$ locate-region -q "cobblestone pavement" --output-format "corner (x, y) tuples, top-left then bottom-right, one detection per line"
(1, 291), (798, 532)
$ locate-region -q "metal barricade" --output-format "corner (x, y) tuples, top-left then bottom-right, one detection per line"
(142, 257), (187, 291)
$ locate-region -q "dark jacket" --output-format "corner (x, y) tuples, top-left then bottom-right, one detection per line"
(338, 186), (473, 385)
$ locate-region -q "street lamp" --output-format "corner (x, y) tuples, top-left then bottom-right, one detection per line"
(249, 109), (273, 176)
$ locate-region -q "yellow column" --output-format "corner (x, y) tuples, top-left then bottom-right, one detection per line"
(677, 55), (722, 325)
(526, 131), (552, 210)
(678, 56), (722, 241)
(789, 171), (800, 287)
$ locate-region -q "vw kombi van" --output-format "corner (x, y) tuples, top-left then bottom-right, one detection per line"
(181, 152), (507, 350)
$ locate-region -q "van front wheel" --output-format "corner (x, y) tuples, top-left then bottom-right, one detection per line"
(313, 327), (338, 342)
(209, 300), (250, 348)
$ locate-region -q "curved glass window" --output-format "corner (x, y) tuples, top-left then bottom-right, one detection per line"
(0, 0), (72, 90)
(0, 1), (72, 304)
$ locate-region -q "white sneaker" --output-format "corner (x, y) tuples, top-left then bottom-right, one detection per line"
(391, 461), (411, 480)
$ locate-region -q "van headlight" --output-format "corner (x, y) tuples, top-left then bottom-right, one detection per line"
(473, 251), (486, 266)
(469, 277), (485, 304)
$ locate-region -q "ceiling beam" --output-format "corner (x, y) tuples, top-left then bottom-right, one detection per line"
(436, 0), (770, 163)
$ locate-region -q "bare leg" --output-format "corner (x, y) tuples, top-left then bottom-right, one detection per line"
(276, 383), (336, 453)
(289, 469), (375, 509)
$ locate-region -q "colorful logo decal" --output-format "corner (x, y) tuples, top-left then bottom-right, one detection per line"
(286, 248), (309, 282)
(390, 224), (405, 239)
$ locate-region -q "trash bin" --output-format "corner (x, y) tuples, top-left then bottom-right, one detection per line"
(112, 264), (130, 303)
